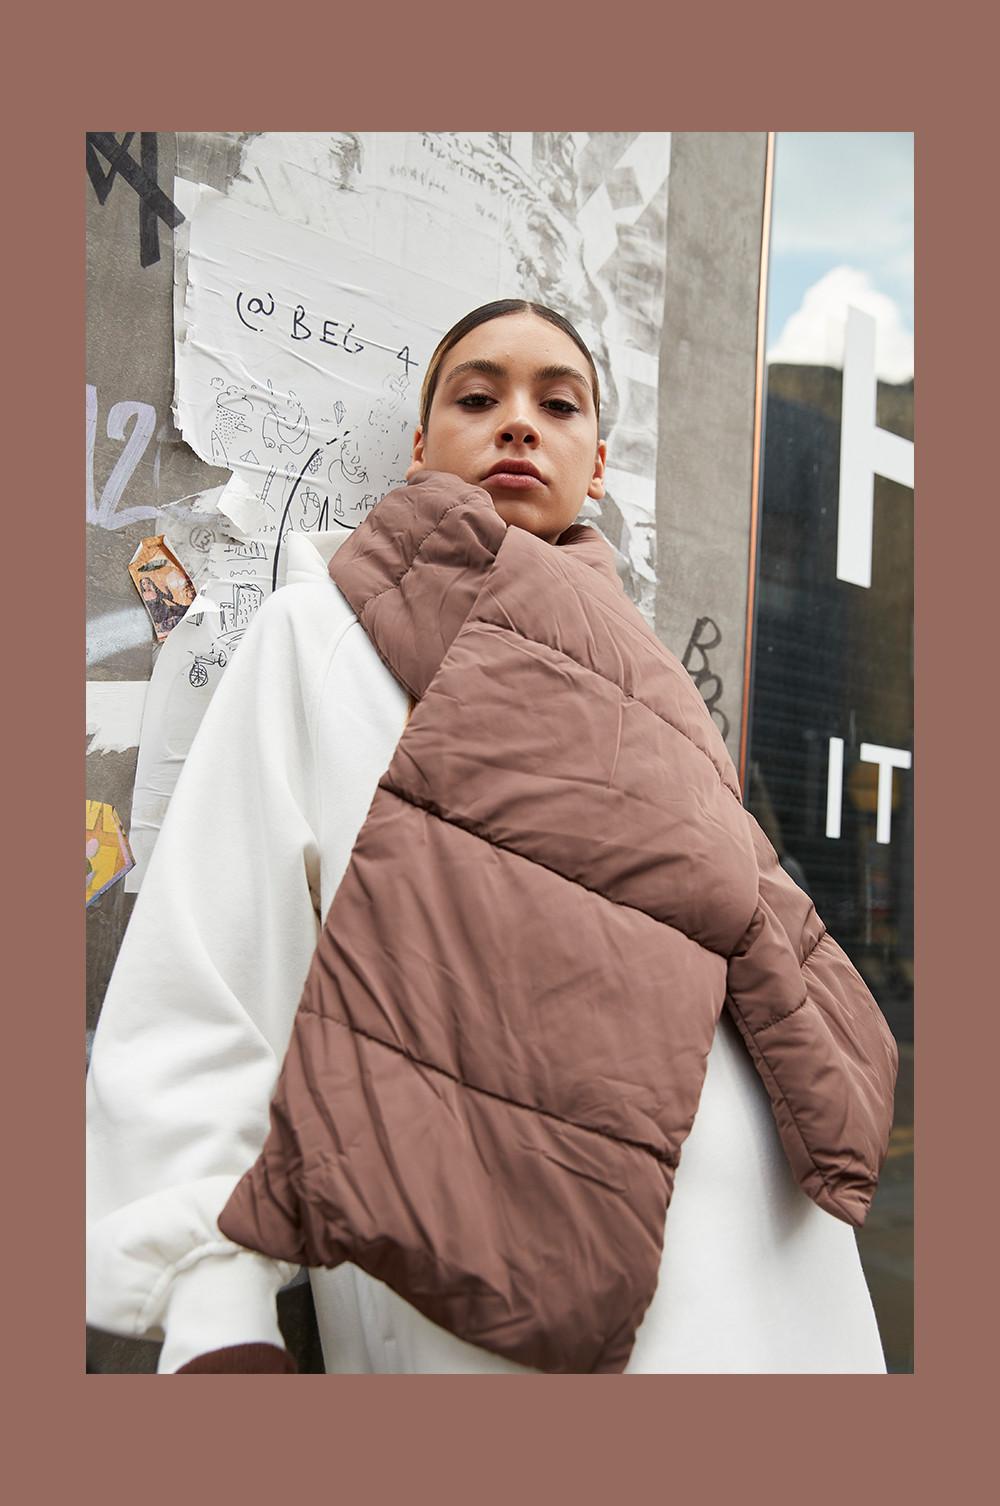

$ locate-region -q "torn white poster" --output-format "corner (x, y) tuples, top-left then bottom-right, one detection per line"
(173, 178), (469, 588)
(174, 134), (671, 615)
(217, 131), (672, 614)
(86, 681), (149, 755)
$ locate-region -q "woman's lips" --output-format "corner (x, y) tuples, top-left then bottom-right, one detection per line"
(482, 472), (544, 489)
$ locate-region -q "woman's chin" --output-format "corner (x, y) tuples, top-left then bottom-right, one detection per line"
(491, 499), (545, 532)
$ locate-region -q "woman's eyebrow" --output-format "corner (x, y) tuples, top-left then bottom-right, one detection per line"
(443, 358), (591, 396)
(533, 363), (590, 396)
(443, 359), (506, 385)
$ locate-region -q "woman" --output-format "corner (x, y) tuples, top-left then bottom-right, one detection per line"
(86, 300), (896, 1374)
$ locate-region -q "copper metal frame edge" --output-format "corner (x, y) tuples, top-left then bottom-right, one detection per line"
(738, 130), (776, 794)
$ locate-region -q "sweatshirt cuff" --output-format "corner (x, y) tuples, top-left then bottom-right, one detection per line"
(175, 1342), (298, 1374)
(156, 1249), (291, 1374)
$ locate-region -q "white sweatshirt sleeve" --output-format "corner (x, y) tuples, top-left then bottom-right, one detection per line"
(87, 582), (342, 1372)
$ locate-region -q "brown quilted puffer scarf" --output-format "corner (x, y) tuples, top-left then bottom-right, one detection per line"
(218, 469), (898, 1374)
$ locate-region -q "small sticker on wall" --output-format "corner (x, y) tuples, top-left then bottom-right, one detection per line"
(128, 535), (197, 641)
(86, 801), (135, 906)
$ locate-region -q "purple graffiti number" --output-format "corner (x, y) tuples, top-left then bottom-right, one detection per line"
(86, 387), (159, 530)
(86, 383), (98, 518)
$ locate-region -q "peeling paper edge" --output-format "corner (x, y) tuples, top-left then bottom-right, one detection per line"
(170, 176), (205, 432)
(213, 473), (269, 539)
(86, 681), (149, 755)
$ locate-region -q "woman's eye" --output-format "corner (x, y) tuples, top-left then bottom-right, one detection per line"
(456, 393), (579, 414)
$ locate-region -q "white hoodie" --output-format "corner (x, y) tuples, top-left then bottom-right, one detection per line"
(86, 528), (889, 1374)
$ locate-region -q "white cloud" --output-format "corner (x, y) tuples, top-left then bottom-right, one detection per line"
(768, 265), (914, 383)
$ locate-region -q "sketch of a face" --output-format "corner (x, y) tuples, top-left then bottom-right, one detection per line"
(411, 312), (606, 545)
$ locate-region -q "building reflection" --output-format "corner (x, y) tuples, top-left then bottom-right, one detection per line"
(748, 360), (913, 1372)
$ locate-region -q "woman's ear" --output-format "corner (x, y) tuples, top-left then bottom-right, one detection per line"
(405, 426), (425, 483)
(587, 439), (607, 501)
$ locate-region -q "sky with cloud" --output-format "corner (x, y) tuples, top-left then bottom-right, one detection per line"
(765, 132), (913, 382)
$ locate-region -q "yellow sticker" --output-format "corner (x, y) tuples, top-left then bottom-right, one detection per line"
(86, 800), (135, 906)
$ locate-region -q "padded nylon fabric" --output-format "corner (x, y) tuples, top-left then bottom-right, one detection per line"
(218, 470), (898, 1373)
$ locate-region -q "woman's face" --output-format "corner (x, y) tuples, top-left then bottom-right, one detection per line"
(410, 312), (606, 544)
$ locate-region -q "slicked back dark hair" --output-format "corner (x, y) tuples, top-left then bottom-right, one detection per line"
(419, 299), (601, 434)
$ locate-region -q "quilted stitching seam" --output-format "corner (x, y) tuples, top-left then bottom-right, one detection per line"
(753, 995), (808, 1036)
(379, 783), (734, 960)
(455, 619), (743, 803)
(297, 1008), (679, 1170)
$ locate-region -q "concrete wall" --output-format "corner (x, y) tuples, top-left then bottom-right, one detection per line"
(85, 133), (314, 1374)
(86, 134), (229, 1043)
(656, 132), (768, 766)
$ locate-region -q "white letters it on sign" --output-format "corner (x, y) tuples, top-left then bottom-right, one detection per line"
(825, 736), (845, 839)
(859, 743), (912, 844)
(826, 736), (912, 844)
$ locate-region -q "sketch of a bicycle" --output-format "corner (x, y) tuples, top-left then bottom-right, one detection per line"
(187, 647), (227, 687)
(185, 625), (247, 687)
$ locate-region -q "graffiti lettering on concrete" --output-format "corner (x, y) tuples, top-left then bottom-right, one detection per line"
(86, 133), (185, 269)
(86, 385), (159, 530)
(682, 615), (730, 740)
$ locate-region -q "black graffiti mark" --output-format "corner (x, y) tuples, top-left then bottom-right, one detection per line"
(85, 133), (185, 269)
(86, 132), (134, 202)
(682, 615), (730, 740)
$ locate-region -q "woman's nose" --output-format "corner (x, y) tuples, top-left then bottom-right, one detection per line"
(496, 414), (538, 446)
